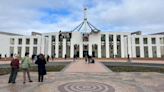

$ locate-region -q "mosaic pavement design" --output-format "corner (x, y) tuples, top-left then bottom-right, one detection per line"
(0, 72), (164, 92)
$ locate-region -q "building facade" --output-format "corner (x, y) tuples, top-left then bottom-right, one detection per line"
(0, 31), (164, 58)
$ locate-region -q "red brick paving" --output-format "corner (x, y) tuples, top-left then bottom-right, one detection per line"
(64, 60), (109, 72)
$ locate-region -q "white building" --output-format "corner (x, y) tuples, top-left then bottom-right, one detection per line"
(0, 2), (164, 59)
(0, 31), (164, 58)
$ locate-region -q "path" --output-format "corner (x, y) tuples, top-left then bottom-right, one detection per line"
(63, 60), (112, 72)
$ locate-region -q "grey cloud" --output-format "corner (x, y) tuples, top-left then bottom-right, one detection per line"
(0, 0), (164, 35)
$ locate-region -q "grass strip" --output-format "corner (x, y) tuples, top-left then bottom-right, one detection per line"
(106, 65), (164, 74)
(0, 65), (67, 75)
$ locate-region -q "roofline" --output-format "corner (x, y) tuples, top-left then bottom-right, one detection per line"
(0, 31), (23, 36)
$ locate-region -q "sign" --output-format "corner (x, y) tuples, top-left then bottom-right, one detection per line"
(59, 32), (72, 39)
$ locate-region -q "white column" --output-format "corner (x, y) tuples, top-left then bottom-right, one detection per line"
(14, 38), (18, 55)
(113, 34), (117, 58)
(156, 36), (161, 58)
(131, 37), (136, 58)
(37, 38), (41, 55)
(106, 34), (109, 58)
(29, 38), (33, 58)
(70, 43), (74, 58)
(41, 36), (45, 54)
(79, 44), (83, 58)
(48, 35), (52, 57)
(55, 34), (59, 58)
(127, 34), (132, 58)
(140, 36), (144, 58)
(62, 39), (66, 58)
(121, 35), (125, 58)
(148, 36), (153, 58)
(89, 44), (92, 56)
(21, 38), (25, 57)
(98, 44), (101, 58)
(124, 37), (127, 57)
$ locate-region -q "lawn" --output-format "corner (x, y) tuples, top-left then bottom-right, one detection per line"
(0, 65), (67, 75)
(106, 65), (164, 74)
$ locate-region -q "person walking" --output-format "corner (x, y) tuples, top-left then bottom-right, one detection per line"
(8, 55), (19, 84)
(0, 53), (1, 59)
(85, 55), (87, 63)
(73, 54), (76, 62)
(32, 54), (35, 63)
(65, 54), (67, 60)
(51, 54), (54, 61)
(5, 54), (7, 61)
(35, 54), (46, 82)
(21, 52), (33, 84)
(46, 55), (49, 62)
(88, 55), (92, 64)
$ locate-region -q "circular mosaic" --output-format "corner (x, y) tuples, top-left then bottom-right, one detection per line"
(58, 82), (115, 92)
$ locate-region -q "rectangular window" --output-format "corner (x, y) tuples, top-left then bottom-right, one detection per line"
(10, 47), (14, 55)
(25, 47), (29, 53)
(109, 35), (113, 41)
(152, 38), (156, 44)
(143, 38), (147, 44)
(18, 38), (22, 45)
(135, 38), (139, 44)
(34, 38), (37, 45)
(18, 47), (22, 57)
(101, 34), (105, 41)
(144, 46), (148, 57)
(136, 46), (140, 57)
(83, 33), (89, 42)
(10, 38), (14, 45)
(160, 38), (164, 44)
(26, 38), (30, 45)
(152, 46), (157, 57)
(33, 47), (37, 55)
(161, 46), (164, 57)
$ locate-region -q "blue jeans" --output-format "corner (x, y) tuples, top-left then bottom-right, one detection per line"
(73, 58), (76, 62)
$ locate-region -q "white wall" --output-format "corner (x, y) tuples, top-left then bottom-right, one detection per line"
(131, 35), (164, 58)
(0, 34), (10, 57)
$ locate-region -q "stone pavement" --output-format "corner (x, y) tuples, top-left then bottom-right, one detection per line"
(0, 72), (164, 92)
(63, 60), (112, 72)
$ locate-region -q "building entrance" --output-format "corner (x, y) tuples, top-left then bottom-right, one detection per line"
(83, 51), (88, 57)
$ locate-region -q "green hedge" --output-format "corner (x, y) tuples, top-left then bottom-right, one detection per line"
(0, 65), (67, 75)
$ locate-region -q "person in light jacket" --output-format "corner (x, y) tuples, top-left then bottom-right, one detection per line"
(21, 52), (33, 84)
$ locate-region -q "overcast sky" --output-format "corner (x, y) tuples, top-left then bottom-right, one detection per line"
(0, 0), (164, 35)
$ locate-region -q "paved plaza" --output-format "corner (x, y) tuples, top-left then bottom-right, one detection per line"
(0, 60), (164, 92)
(0, 72), (164, 92)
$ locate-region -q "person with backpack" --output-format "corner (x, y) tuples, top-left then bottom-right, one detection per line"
(35, 54), (46, 82)
(21, 52), (33, 84)
(46, 55), (49, 62)
(8, 55), (19, 84)
(91, 59), (95, 64)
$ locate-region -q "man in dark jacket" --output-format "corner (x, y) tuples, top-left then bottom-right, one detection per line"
(0, 53), (1, 59)
(5, 54), (7, 61)
(65, 54), (67, 60)
(47, 55), (49, 62)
